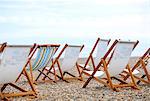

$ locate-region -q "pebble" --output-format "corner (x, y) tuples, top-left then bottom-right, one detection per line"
(1, 70), (150, 101)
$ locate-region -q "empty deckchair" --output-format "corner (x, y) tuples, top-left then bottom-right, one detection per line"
(33, 44), (60, 82)
(0, 45), (37, 100)
(123, 48), (150, 84)
(17, 44), (60, 83)
(82, 40), (139, 91)
(78, 38), (110, 80)
(41, 44), (84, 82)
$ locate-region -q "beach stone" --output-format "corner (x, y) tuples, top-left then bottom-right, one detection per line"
(2, 70), (150, 101)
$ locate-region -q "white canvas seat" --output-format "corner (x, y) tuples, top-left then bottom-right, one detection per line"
(82, 40), (139, 91)
(0, 45), (37, 100)
(79, 38), (110, 69)
(105, 42), (135, 76)
(43, 46), (81, 72)
(61, 46), (81, 72)
(42, 44), (84, 81)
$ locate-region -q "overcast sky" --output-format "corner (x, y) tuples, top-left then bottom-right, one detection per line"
(0, 0), (149, 56)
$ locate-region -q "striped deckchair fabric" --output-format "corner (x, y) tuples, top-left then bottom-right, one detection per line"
(31, 46), (57, 70)
(16, 44), (60, 83)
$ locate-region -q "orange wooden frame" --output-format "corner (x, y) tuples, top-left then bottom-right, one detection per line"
(82, 40), (139, 91)
(16, 43), (38, 82)
(41, 44), (84, 82)
(0, 45), (37, 100)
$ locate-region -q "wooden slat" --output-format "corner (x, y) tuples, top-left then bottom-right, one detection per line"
(3, 91), (35, 97)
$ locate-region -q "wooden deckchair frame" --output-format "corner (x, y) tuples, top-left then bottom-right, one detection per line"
(16, 44), (38, 82)
(82, 40), (139, 91)
(0, 42), (7, 53)
(41, 44), (84, 82)
(17, 44), (60, 83)
(0, 45), (37, 100)
(78, 38), (111, 80)
(123, 48), (150, 84)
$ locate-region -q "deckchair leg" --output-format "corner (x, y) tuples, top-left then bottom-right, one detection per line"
(63, 72), (76, 77)
(8, 83), (27, 92)
(38, 65), (58, 82)
(127, 65), (139, 89)
(56, 61), (65, 81)
(1, 82), (36, 99)
(29, 61), (34, 82)
(141, 60), (150, 82)
(42, 61), (58, 81)
(0, 92), (9, 101)
(75, 63), (83, 81)
(44, 60), (66, 82)
(137, 75), (146, 84)
(103, 63), (115, 91)
(24, 70), (36, 94)
(136, 60), (150, 84)
(35, 67), (47, 82)
(0, 92), (4, 99)
(112, 77), (128, 84)
(82, 59), (104, 88)
(123, 60), (142, 81)
(16, 68), (25, 82)
(44, 70), (69, 83)
(78, 67), (84, 81)
(91, 56), (96, 69)
(134, 75), (149, 84)
(36, 70), (56, 83)
(63, 71), (82, 81)
(42, 69), (51, 80)
(1, 84), (9, 92)
(83, 76), (93, 88)
(53, 66), (58, 81)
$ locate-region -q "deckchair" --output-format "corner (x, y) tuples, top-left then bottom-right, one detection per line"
(41, 44), (84, 82)
(82, 40), (139, 91)
(78, 38), (110, 80)
(17, 44), (60, 83)
(79, 40), (119, 80)
(0, 45), (37, 100)
(123, 48), (150, 84)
